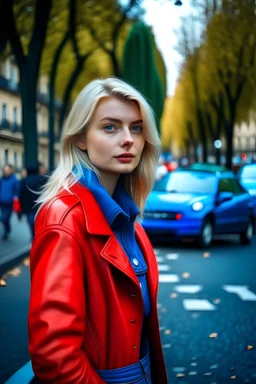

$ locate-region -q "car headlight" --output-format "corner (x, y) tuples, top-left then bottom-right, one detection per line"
(192, 201), (204, 211)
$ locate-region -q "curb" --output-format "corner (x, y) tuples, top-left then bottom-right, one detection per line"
(0, 244), (31, 276)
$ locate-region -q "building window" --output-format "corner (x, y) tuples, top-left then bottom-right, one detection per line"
(2, 104), (7, 121)
(10, 65), (16, 89)
(4, 149), (8, 164)
(14, 152), (17, 169)
(13, 107), (17, 124)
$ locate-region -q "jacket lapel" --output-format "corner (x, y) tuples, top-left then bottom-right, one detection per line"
(70, 182), (138, 284)
(135, 223), (158, 305)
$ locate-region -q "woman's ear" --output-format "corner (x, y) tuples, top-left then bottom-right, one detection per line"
(75, 134), (87, 151)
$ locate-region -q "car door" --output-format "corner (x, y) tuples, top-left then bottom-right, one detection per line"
(214, 178), (250, 234)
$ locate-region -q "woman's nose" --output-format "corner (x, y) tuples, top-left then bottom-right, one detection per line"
(120, 128), (134, 147)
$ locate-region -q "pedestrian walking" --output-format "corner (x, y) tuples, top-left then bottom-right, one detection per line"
(28, 78), (167, 383)
(0, 164), (20, 240)
(19, 165), (46, 240)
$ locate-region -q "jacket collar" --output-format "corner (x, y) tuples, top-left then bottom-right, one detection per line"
(69, 182), (157, 292)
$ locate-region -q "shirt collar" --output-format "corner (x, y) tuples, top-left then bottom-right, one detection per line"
(73, 165), (139, 227)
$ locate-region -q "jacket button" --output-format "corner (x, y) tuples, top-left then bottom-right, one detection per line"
(130, 319), (136, 324)
(129, 293), (136, 297)
(133, 345), (137, 349)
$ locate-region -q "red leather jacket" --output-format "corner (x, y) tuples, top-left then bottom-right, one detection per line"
(28, 182), (167, 383)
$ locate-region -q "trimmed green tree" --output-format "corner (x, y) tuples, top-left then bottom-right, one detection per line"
(122, 21), (165, 133)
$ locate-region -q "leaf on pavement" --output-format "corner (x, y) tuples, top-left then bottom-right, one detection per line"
(176, 373), (186, 378)
(7, 267), (21, 277)
(231, 375), (237, 379)
(182, 272), (190, 279)
(209, 332), (218, 339)
(0, 278), (7, 287)
(203, 252), (210, 258)
(164, 329), (172, 335)
(170, 292), (178, 298)
(246, 345), (254, 350)
(23, 258), (30, 266)
(213, 298), (221, 304)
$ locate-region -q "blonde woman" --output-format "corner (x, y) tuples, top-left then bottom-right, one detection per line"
(28, 78), (167, 384)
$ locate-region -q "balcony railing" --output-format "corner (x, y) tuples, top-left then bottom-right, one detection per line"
(0, 119), (22, 133)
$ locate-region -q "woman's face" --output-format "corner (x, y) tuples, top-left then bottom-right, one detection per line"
(77, 96), (146, 191)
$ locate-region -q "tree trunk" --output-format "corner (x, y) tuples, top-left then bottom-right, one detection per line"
(225, 122), (234, 170)
(20, 70), (38, 169)
(110, 51), (120, 77)
(48, 31), (70, 172)
(197, 108), (208, 162)
(59, 58), (85, 132)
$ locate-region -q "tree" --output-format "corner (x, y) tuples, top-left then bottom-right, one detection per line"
(122, 21), (165, 133)
(2, 0), (52, 169)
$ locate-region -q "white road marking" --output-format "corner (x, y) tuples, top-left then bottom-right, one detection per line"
(158, 264), (171, 271)
(174, 285), (202, 294)
(156, 256), (165, 263)
(183, 299), (216, 311)
(166, 253), (179, 260)
(159, 274), (180, 283)
(222, 285), (256, 301)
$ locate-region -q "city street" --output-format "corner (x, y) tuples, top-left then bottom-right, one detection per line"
(0, 235), (256, 384)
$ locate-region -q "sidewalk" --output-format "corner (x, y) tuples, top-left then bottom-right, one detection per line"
(0, 214), (31, 276)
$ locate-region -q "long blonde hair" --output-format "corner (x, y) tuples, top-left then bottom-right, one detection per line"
(37, 77), (161, 214)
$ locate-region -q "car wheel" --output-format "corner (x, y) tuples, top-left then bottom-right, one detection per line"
(198, 218), (213, 248)
(240, 218), (254, 245)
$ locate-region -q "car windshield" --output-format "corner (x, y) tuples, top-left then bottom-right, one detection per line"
(240, 166), (256, 179)
(154, 171), (216, 194)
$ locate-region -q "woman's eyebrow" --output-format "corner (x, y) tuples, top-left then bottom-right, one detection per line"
(100, 117), (143, 124)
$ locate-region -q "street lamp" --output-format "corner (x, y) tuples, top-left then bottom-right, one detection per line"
(214, 140), (222, 149)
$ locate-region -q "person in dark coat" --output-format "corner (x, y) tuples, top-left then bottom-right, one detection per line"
(19, 165), (46, 239)
(0, 164), (20, 240)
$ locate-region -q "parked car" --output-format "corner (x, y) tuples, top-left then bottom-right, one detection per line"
(142, 169), (255, 248)
(238, 163), (256, 217)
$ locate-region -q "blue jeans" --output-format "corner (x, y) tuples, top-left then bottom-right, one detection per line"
(0, 203), (13, 236)
(96, 348), (152, 384)
(26, 211), (36, 239)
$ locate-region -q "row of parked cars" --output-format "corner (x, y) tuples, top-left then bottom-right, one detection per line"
(142, 163), (256, 248)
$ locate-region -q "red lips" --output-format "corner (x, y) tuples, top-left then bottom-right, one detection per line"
(115, 153), (135, 158)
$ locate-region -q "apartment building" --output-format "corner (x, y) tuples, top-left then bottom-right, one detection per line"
(0, 57), (61, 175)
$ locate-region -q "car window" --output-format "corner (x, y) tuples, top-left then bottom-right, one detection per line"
(218, 178), (244, 194)
(240, 166), (256, 179)
(153, 171), (216, 194)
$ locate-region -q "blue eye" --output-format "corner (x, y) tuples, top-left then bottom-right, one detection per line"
(131, 125), (143, 133)
(104, 124), (116, 132)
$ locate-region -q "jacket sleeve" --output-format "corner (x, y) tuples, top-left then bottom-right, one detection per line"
(28, 227), (105, 383)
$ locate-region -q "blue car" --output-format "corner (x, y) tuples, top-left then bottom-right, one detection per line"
(142, 169), (255, 248)
(238, 163), (256, 217)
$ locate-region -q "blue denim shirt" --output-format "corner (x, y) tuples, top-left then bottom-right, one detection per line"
(74, 166), (151, 318)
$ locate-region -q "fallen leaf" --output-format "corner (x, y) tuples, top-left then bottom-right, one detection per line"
(203, 252), (210, 258)
(182, 272), (190, 279)
(231, 375), (237, 379)
(176, 373), (185, 378)
(7, 267), (21, 276)
(0, 278), (6, 287)
(209, 332), (218, 339)
(246, 345), (254, 350)
(213, 298), (221, 304)
(170, 293), (178, 299)
(23, 258), (30, 266)
(164, 329), (172, 335)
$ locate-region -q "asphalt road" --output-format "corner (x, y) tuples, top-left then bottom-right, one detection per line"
(0, 234), (256, 384)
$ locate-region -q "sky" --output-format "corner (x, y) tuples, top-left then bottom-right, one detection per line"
(141, 0), (194, 96)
